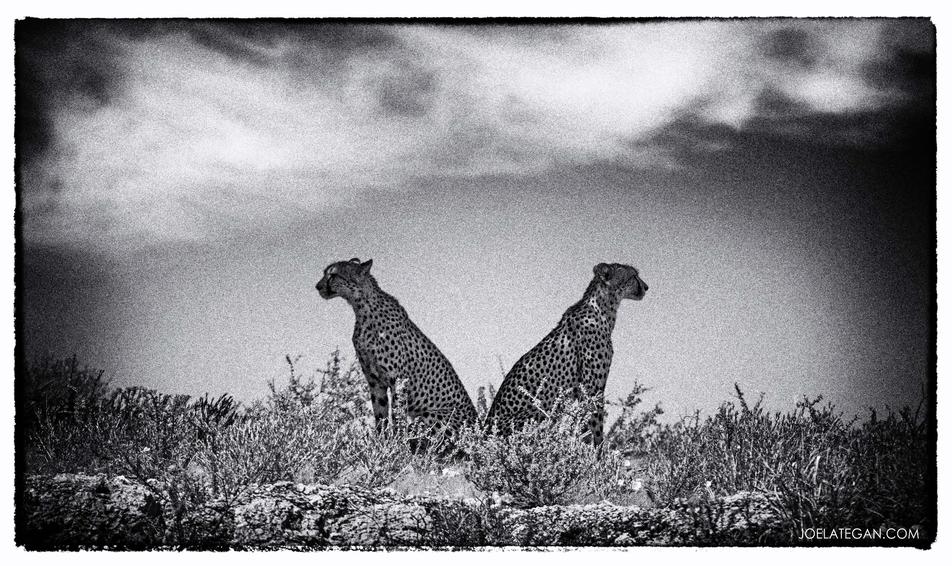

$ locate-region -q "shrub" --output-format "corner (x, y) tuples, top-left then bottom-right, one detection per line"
(329, 388), (454, 488)
(640, 384), (930, 536)
(335, 422), (416, 488)
(236, 351), (450, 490)
(462, 392), (628, 508)
(220, 351), (379, 488)
(98, 387), (195, 478)
(850, 401), (929, 529)
(604, 381), (664, 456)
(192, 395), (347, 498)
(20, 355), (112, 474)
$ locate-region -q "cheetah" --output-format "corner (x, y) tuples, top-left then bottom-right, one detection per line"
(315, 258), (478, 446)
(485, 262), (649, 447)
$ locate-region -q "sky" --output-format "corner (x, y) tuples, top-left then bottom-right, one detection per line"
(15, 19), (935, 420)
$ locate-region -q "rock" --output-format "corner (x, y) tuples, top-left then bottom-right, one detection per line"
(19, 474), (165, 550)
(614, 533), (635, 545)
(18, 474), (788, 549)
(492, 492), (786, 546)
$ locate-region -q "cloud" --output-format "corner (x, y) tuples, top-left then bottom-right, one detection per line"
(16, 19), (933, 251)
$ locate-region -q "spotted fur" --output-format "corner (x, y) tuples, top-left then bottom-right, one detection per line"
(316, 258), (478, 443)
(485, 262), (649, 446)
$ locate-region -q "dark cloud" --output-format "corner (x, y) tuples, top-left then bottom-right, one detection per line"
(187, 23), (281, 66)
(15, 20), (127, 165)
(637, 119), (737, 162)
(861, 19), (934, 103)
(862, 48), (935, 103)
(761, 27), (819, 69)
(454, 24), (576, 45)
(752, 88), (812, 120)
(282, 23), (406, 73)
(663, 21), (935, 155)
(165, 21), (405, 68)
(641, 86), (933, 174)
(377, 62), (438, 117)
(747, 106), (933, 148)
(435, 125), (497, 168)
(881, 18), (936, 54)
(294, 23), (402, 54)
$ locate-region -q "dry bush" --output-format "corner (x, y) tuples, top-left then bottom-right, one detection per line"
(20, 356), (112, 474)
(604, 381), (664, 456)
(461, 392), (632, 508)
(641, 384), (930, 535)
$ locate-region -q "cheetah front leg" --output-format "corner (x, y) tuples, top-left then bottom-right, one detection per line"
(365, 373), (393, 430)
(588, 396), (607, 449)
(578, 350), (610, 449)
(586, 379), (609, 449)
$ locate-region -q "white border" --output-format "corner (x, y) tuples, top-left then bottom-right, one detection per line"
(1, 1), (946, 563)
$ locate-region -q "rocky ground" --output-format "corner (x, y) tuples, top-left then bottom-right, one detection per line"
(18, 473), (793, 549)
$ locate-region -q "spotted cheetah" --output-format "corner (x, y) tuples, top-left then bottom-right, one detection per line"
(315, 258), (478, 444)
(485, 262), (649, 446)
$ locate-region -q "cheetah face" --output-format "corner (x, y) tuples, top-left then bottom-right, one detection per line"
(595, 263), (649, 301)
(628, 272), (649, 301)
(315, 267), (339, 299)
(620, 266), (648, 301)
(316, 258), (373, 300)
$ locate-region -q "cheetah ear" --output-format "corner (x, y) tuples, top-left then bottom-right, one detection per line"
(594, 263), (613, 282)
(359, 259), (373, 275)
(349, 257), (361, 263)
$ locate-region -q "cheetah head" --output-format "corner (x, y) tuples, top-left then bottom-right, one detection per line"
(594, 263), (649, 301)
(316, 258), (373, 300)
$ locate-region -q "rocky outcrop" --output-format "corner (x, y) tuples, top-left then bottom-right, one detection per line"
(497, 491), (786, 546)
(18, 474), (788, 549)
(20, 474), (164, 549)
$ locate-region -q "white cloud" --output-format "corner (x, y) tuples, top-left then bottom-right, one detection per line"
(20, 20), (926, 250)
